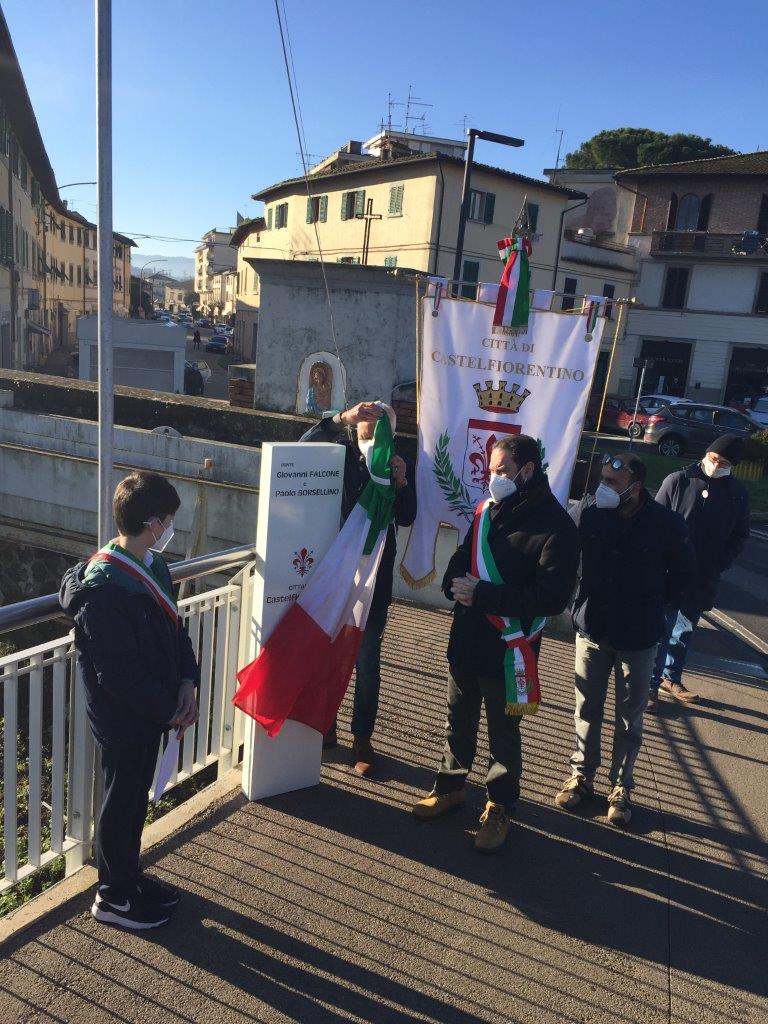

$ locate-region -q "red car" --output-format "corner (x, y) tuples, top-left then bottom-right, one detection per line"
(584, 394), (651, 438)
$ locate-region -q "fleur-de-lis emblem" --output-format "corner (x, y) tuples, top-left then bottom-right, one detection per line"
(292, 548), (314, 577)
(468, 433), (497, 489)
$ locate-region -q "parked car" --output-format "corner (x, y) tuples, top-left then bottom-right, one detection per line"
(750, 395), (768, 427)
(196, 317), (212, 328)
(583, 394), (651, 438)
(638, 394), (692, 414)
(205, 336), (228, 354)
(186, 359), (211, 384)
(641, 402), (760, 457)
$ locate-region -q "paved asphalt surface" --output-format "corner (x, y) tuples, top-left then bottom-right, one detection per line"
(184, 326), (232, 400)
(1, 605), (766, 1023)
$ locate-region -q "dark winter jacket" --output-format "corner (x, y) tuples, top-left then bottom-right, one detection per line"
(655, 462), (750, 610)
(442, 475), (580, 680)
(59, 558), (200, 746)
(300, 416), (417, 616)
(570, 492), (696, 650)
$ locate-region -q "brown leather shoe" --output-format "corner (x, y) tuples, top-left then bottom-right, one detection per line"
(659, 678), (699, 703)
(351, 736), (375, 776)
(412, 789), (466, 820)
(475, 801), (511, 853)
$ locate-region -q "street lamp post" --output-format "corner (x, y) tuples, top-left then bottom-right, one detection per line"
(138, 258), (168, 314)
(451, 129), (524, 294)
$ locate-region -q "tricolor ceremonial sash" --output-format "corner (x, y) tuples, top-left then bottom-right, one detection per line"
(493, 236), (532, 336)
(84, 542), (178, 624)
(471, 498), (544, 715)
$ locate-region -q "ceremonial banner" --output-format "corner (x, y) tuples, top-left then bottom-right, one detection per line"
(401, 296), (605, 587)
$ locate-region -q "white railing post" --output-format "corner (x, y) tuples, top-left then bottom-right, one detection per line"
(64, 662), (96, 876)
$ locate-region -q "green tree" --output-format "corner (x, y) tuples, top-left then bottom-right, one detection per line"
(565, 128), (737, 170)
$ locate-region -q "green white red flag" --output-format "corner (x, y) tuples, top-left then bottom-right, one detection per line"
(493, 236), (532, 335)
(233, 415), (395, 736)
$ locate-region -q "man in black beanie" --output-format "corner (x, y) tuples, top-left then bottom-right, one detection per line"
(649, 433), (750, 710)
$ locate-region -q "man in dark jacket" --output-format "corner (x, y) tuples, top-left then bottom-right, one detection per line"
(649, 434), (750, 711)
(555, 453), (695, 826)
(412, 434), (580, 854)
(60, 472), (199, 930)
(300, 401), (417, 775)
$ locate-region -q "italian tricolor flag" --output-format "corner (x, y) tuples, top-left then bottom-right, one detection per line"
(493, 235), (532, 335)
(233, 415), (396, 736)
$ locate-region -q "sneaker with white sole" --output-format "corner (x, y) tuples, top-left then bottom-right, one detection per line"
(137, 874), (180, 908)
(607, 785), (632, 827)
(91, 891), (170, 930)
(554, 775), (594, 811)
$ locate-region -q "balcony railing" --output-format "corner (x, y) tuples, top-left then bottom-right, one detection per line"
(563, 228), (637, 255)
(651, 230), (768, 258)
(1, 545), (256, 897)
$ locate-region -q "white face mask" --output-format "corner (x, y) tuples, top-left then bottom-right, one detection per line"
(595, 482), (634, 509)
(488, 471), (521, 503)
(146, 519), (175, 552)
(702, 459), (731, 479)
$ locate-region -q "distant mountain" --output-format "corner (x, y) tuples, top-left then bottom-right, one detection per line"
(130, 255), (195, 281)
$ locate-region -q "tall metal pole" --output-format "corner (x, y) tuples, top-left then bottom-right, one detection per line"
(96, 0), (114, 544)
(451, 129), (477, 295)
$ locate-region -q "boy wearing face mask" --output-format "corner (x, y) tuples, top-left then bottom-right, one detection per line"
(59, 472), (199, 930)
(555, 454), (695, 825)
(648, 434), (750, 712)
(413, 435), (580, 853)
(300, 401), (417, 774)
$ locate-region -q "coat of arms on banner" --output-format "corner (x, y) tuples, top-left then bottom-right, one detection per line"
(434, 381), (530, 521)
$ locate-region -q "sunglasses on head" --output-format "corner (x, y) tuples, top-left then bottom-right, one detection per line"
(602, 454), (634, 475)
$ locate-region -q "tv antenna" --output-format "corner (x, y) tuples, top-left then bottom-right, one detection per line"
(403, 85), (432, 133)
(456, 114), (472, 136)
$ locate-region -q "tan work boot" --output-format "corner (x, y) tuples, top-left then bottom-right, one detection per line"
(607, 785), (632, 826)
(351, 736), (375, 776)
(474, 801), (511, 853)
(412, 789), (466, 820)
(659, 678), (699, 704)
(554, 775), (594, 811)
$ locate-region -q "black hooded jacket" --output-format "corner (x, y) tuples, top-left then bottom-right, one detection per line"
(442, 475), (580, 680)
(655, 462), (750, 609)
(59, 559), (200, 746)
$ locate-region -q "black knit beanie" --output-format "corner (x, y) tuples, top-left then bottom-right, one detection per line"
(706, 433), (743, 466)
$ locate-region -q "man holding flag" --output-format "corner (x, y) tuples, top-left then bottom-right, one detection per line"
(233, 401), (416, 776)
(413, 435), (579, 853)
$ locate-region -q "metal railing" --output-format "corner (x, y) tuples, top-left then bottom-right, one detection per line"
(1, 545), (257, 897)
(651, 230), (768, 258)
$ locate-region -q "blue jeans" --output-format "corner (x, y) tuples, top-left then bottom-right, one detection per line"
(350, 602), (389, 738)
(651, 604), (702, 693)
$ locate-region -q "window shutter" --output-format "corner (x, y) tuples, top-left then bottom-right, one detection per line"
(319, 195), (328, 222)
(667, 193), (678, 230)
(697, 194), (712, 231)
(306, 197), (313, 224)
(483, 192), (496, 225)
(388, 187), (397, 216)
(341, 192), (349, 221)
(527, 202), (539, 232)
(384, 255), (397, 267)
(758, 195), (768, 235)
(355, 190), (365, 218)
(267, 207), (273, 230)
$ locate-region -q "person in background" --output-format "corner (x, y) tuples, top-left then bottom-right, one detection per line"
(413, 435), (580, 854)
(301, 401), (417, 775)
(648, 434), (750, 712)
(60, 472), (199, 930)
(555, 453), (695, 826)
(192, 329), (201, 350)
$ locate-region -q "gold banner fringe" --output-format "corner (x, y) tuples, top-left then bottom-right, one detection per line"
(399, 563), (437, 590)
(491, 325), (529, 337)
(505, 702), (540, 716)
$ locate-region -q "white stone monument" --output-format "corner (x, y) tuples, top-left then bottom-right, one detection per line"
(241, 440), (345, 800)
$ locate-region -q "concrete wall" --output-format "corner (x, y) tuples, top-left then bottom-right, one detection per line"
(248, 259), (417, 413)
(77, 315), (186, 393)
(0, 407), (261, 560)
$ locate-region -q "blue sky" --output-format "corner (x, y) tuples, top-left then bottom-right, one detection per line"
(4, 0), (766, 262)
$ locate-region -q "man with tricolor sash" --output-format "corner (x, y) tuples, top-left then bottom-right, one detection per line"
(60, 472), (199, 930)
(413, 434), (579, 853)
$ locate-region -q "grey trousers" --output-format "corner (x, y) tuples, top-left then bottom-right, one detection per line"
(569, 634), (656, 790)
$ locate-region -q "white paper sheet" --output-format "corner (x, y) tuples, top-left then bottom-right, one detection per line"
(153, 730), (180, 801)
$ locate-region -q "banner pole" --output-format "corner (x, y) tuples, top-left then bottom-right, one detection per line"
(583, 298), (628, 495)
(415, 277), (423, 425)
